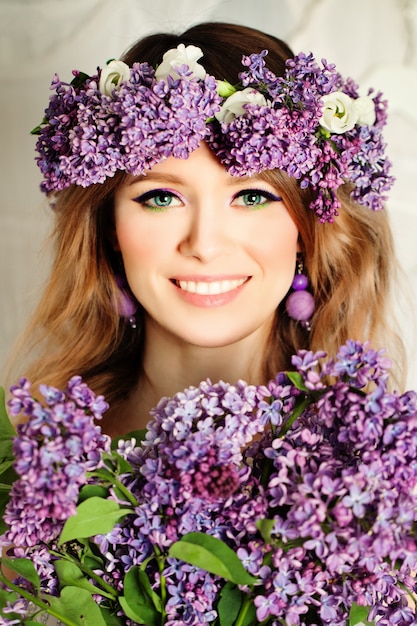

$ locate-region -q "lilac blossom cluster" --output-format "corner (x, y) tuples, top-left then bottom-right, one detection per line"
(33, 47), (394, 222)
(97, 379), (270, 624)
(2, 341), (417, 625)
(210, 51), (394, 221)
(247, 344), (417, 625)
(93, 341), (417, 625)
(34, 63), (221, 192)
(0, 376), (110, 593)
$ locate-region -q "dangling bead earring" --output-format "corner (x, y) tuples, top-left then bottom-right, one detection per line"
(115, 276), (138, 329)
(285, 256), (315, 330)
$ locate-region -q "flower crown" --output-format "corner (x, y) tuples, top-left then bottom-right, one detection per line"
(32, 44), (394, 222)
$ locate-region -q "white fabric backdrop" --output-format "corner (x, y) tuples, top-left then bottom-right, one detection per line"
(1, 0), (416, 386)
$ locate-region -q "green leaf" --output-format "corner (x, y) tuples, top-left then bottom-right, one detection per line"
(98, 607), (125, 625)
(349, 603), (375, 625)
(70, 71), (90, 89)
(30, 118), (47, 135)
(47, 586), (108, 625)
(216, 80), (237, 98)
(119, 566), (161, 624)
(0, 557), (40, 589)
(0, 462), (18, 533)
(123, 566), (162, 613)
(256, 518), (276, 543)
(78, 484), (109, 502)
(106, 451), (132, 474)
(88, 467), (120, 483)
(0, 386), (15, 461)
(0, 460), (18, 493)
(285, 371), (309, 391)
(59, 497), (132, 545)
(0, 496), (9, 534)
(0, 459), (15, 475)
(54, 559), (114, 599)
(169, 532), (257, 586)
(119, 594), (159, 625)
(0, 586), (19, 609)
(241, 601), (257, 626)
(217, 582), (243, 626)
(111, 429), (147, 450)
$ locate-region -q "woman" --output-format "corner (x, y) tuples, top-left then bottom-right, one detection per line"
(3, 21), (416, 626)
(9, 21), (404, 437)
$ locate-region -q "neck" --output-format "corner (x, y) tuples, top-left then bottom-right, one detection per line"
(109, 321), (270, 437)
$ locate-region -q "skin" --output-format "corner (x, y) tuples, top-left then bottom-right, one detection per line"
(113, 143), (299, 432)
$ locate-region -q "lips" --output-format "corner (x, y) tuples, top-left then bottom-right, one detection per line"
(170, 276), (250, 307)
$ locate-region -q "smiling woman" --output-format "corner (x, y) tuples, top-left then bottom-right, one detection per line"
(1, 19), (412, 626)
(111, 144), (299, 430)
(5, 21), (404, 436)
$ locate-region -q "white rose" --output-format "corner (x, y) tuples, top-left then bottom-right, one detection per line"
(99, 60), (131, 96)
(319, 91), (359, 134)
(353, 95), (376, 126)
(215, 88), (268, 124)
(154, 44), (206, 82)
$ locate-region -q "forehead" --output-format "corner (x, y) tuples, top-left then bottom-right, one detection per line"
(126, 142), (265, 187)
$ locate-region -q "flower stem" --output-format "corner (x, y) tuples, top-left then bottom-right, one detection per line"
(49, 550), (117, 598)
(279, 396), (310, 437)
(233, 594), (252, 626)
(155, 551), (167, 626)
(113, 477), (139, 506)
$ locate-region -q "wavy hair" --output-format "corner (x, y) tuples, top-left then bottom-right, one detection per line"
(8, 22), (406, 419)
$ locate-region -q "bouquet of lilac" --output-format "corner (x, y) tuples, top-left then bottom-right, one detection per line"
(1, 340), (417, 626)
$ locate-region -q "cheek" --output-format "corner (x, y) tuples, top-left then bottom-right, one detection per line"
(252, 218), (299, 278)
(115, 219), (160, 268)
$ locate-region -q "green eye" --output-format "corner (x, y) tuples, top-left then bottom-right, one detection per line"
(242, 192), (266, 206)
(133, 190), (182, 211)
(233, 189), (283, 209)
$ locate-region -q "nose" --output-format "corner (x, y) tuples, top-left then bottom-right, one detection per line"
(178, 204), (231, 262)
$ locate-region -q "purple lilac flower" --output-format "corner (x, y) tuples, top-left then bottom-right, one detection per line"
(0, 598), (32, 625)
(34, 50), (394, 223)
(2, 341), (417, 624)
(0, 377), (110, 559)
(94, 344), (417, 624)
(208, 50), (394, 221)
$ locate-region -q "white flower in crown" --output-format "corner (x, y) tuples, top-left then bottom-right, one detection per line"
(320, 91), (376, 134)
(354, 95), (376, 126)
(215, 87), (268, 124)
(154, 44), (206, 82)
(320, 92), (358, 134)
(99, 60), (131, 96)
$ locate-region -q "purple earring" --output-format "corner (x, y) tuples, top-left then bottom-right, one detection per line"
(115, 276), (138, 329)
(285, 257), (315, 330)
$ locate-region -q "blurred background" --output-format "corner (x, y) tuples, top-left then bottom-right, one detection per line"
(1, 0), (416, 386)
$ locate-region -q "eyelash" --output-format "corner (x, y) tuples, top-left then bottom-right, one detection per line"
(232, 189), (282, 209)
(132, 188), (283, 211)
(133, 189), (182, 211)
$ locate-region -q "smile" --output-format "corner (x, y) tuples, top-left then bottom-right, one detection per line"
(174, 277), (248, 295)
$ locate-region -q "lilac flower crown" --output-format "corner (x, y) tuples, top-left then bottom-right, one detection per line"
(32, 44), (394, 222)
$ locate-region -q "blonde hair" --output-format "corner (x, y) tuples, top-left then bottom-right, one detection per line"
(259, 172), (405, 384)
(7, 22), (406, 416)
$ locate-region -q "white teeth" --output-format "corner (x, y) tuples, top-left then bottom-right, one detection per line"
(177, 278), (246, 295)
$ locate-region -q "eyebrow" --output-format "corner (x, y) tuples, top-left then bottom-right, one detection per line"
(127, 172), (182, 186)
(127, 172), (262, 186)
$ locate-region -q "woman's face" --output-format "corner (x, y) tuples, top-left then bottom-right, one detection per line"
(114, 143), (299, 350)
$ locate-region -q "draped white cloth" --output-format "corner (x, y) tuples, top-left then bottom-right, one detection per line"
(0, 0), (416, 386)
